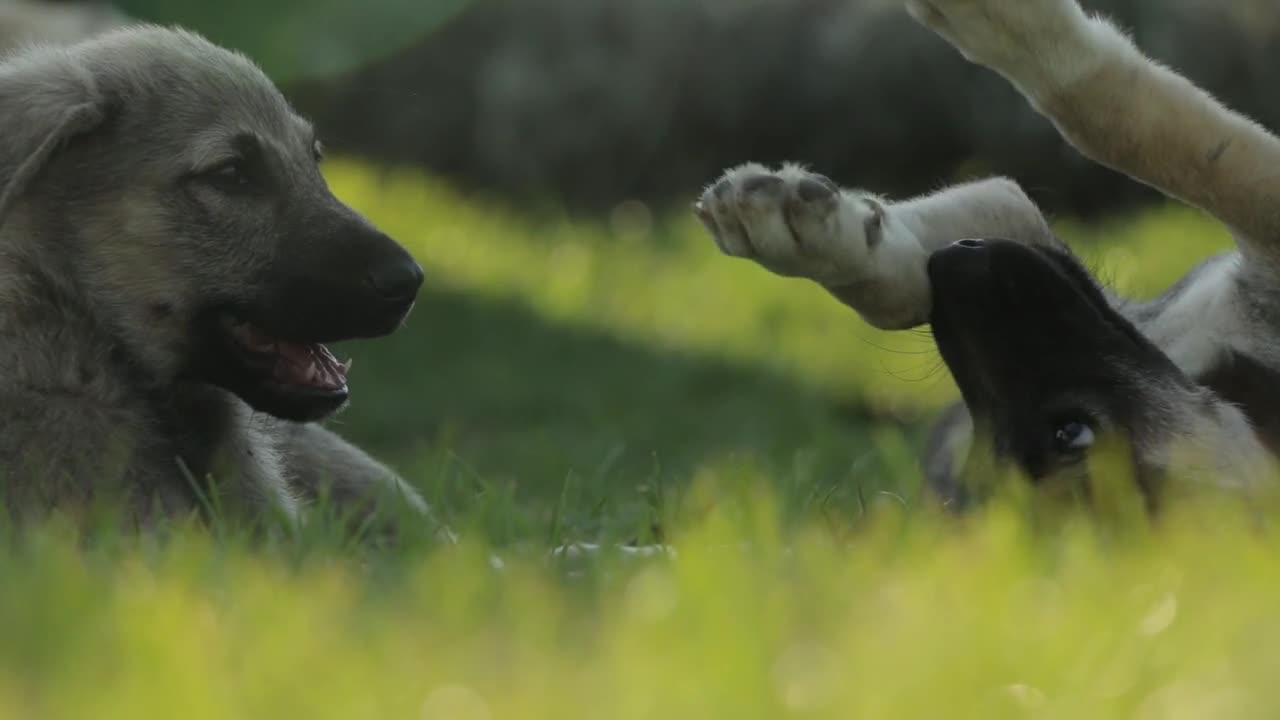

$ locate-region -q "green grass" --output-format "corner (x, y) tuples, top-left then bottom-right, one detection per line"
(0, 159), (1262, 718)
(322, 159), (1237, 543)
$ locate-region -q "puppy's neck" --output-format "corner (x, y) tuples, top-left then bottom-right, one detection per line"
(0, 212), (152, 405)
(1146, 384), (1277, 494)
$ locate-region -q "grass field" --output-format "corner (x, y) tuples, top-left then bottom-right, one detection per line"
(2, 159), (1268, 719)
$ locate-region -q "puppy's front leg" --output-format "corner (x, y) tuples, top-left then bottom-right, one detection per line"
(908, 0), (1280, 251)
(283, 422), (455, 542)
(697, 164), (1055, 329)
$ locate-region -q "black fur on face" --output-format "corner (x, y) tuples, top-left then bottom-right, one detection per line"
(176, 134), (425, 424)
(926, 238), (1193, 495)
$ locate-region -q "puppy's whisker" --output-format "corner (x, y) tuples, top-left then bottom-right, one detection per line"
(853, 333), (941, 356)
(883, 360), (947, 385)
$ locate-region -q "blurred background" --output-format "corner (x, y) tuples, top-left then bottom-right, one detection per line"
(22, 0), (1280, 219)
(6, 0), (1266, 540)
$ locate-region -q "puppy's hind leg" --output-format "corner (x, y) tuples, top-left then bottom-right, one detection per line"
(908, 0), (1280, 256)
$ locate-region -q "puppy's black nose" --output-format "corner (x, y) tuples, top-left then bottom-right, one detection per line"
(366, 256), (425, 302)
(954, 238), (986, 250)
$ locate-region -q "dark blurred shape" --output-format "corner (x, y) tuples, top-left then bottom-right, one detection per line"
(14, 0), (1280, 222)
(109, 0), (471, 84)
(0, 0), (128, 47)
(287, 0), (1280, 220)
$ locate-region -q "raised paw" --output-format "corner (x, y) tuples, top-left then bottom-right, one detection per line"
(904, 0), (1091, 80)
(694, 163), (885, 286)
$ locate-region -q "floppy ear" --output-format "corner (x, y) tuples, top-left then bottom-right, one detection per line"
(0, 47), (109, 225)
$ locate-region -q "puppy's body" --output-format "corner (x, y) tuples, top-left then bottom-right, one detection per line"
(0, 26), (435, 532)
(696, 0), (1280, 505)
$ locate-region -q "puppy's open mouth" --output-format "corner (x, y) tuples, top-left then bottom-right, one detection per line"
(220, 316), (352, 393)
(203, 311), (357, 423)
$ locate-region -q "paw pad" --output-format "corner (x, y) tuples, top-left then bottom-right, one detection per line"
(740, 174), (785, 197)
(796, 176), (838, 203)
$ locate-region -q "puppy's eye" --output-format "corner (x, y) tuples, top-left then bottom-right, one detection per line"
(1052, 421), (1096, 454)
(203, 160), (251, 190)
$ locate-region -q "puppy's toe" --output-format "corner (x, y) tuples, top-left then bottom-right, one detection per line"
(794, 173), (839, 204)
(699, 175), (754, 258)
(739, 173), (787, 197)
(777, 166), (842, 256)
(734, 171), (799, 262)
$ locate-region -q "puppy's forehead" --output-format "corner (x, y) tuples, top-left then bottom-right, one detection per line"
(85, 25), (311, 146)
(188, 122), (315, 170)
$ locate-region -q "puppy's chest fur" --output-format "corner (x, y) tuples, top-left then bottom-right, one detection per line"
(143, 385), (296, 517)
(1141, 258), (1280, 459)
(0, 319), (295, 522)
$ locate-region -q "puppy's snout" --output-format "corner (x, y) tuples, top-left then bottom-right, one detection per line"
(927, 236), (995, 294)
(366, 254), (424, 302)
(261, 216), (426, 342)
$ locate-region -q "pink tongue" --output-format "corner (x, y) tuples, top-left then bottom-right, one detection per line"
(277, 342), (314, 366)
(272, 341), (349, 390)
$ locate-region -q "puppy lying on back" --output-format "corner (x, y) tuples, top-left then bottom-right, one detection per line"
(0, 24), (442, 534)
(696, 0), (1280, 509)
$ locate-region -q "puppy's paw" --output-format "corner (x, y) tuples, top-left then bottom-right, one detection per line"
(548, 542), (678, 581)
(905, 0), (1092, 81)
(694, 163), (885, 287)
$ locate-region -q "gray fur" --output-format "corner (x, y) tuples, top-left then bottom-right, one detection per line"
(0, 24), (441, 535)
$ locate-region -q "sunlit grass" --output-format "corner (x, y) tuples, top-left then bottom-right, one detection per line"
(329, 160), (1236, 416)
(5, 489), (1280, 719)
(0, 159), (1264, 716)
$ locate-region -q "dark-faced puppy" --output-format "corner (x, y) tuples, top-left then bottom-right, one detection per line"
(925, 239), (1242, 510)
